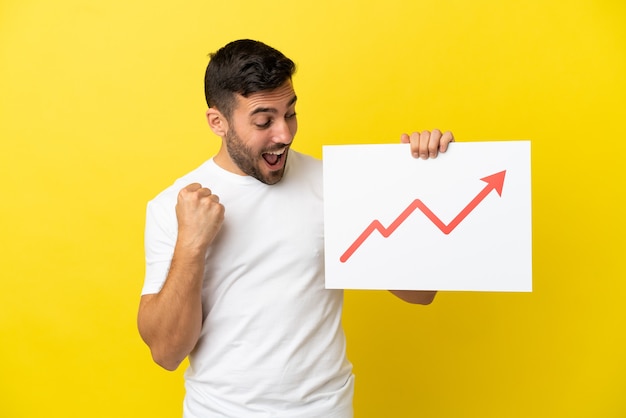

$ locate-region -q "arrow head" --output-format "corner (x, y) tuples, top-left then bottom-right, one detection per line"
(480, 170), (506, 196)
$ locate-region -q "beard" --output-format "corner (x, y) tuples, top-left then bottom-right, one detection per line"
(224, 127), (288, 185)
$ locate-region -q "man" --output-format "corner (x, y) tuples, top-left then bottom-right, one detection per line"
(138, 39), (453, 417)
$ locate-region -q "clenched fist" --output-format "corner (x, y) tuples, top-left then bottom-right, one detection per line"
(175, 183), (225, 251)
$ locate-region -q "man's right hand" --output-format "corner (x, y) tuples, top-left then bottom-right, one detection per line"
(175, 183), (225, 251)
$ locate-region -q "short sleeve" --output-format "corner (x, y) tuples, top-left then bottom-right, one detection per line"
(141, 198), (178, 295)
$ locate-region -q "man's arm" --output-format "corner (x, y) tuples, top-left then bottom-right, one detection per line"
(137, 183), (224, 371)
(389, 130), (453, 305)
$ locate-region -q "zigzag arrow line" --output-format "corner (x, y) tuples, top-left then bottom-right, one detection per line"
(339, 170), (506, 263)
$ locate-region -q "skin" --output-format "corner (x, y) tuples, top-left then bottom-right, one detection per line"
(137, 80), (454, 370)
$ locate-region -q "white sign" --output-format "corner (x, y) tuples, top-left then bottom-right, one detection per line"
(323, 141), (532, 292)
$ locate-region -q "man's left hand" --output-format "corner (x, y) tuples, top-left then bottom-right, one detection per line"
(400, 129), (454, 159)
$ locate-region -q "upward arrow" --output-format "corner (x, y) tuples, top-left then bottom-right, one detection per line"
(339, 170), (507, 263)
(440, 170), (506, 234)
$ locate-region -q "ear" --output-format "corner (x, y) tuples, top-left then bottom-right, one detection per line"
(206, 108), (229, 137)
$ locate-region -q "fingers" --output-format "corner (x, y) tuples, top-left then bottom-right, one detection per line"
(405, 130), (454, 159)
(177, 184), (224, 219)
(439, 130), (455, 153)
(185, 183), (202, 192)
(181, 183), (219, 201)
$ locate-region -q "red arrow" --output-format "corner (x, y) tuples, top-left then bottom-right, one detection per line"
(339, 170), (506, 263)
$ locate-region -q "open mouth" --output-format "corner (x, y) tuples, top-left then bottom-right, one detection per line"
(262, 147), (287, 168)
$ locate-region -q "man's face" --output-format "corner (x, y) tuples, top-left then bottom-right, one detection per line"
(221, 81), (298, 185)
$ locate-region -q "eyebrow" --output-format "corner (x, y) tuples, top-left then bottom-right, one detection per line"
(249, 95), (298, 116)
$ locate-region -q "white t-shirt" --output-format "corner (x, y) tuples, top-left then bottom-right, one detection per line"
(142, 151), (354, 418)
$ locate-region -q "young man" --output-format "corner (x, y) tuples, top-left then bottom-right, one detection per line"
(138, 39), (453, 418)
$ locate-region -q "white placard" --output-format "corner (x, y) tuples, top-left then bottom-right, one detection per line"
(323, 141), (532, 292)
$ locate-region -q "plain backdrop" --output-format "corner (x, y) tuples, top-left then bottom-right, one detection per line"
(1, 1), (624, 417)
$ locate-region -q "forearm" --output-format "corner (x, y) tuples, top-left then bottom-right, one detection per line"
(138, 246), (206, 371)
(389, 290), (437, 305)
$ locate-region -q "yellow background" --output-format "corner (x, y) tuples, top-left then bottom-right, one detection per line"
(1, 0), (624, 417)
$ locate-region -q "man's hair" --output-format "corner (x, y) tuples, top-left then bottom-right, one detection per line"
(204, 39), (296, 120)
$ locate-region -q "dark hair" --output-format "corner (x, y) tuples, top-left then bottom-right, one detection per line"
(204, 39), (296, 120)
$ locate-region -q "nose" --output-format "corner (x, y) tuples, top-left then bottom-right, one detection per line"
(272, 119), (296, 145)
